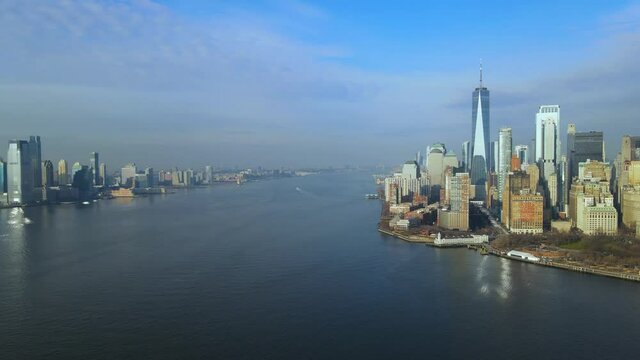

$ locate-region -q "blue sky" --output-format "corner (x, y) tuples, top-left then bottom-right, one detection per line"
(1, 0), (640, 169)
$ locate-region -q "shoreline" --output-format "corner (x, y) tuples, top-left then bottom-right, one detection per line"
(378, 228), (640, 283)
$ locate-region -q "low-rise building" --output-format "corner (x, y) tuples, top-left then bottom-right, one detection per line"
(579, 204), (618, 235)
(433, 233), (488, 246)
(569, 160), (618, 235)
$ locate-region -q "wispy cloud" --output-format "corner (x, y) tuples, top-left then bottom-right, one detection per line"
(0, 0), (639, 167)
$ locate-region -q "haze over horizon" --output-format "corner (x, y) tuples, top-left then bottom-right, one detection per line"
(2, 0), (640, 169)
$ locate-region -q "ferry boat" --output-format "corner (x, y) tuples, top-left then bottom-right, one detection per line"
(365, 193), (379, 199)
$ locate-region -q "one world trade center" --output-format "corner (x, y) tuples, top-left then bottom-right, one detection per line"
(470, 64), (490, 200)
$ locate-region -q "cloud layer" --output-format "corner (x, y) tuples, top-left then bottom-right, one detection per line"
(1, 0), (639, 168)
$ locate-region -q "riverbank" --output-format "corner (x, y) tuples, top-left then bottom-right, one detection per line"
(379, 227), (640, 282)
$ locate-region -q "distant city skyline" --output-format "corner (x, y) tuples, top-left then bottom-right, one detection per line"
(2, 0), (640, 167)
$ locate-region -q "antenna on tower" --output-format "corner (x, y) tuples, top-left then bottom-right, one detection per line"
(479, 59), (483, 88)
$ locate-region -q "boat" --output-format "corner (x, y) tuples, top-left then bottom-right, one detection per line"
(365, 193), (379, 199)
(82, 201), (90, 205)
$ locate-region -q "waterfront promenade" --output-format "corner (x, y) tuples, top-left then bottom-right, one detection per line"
(379, 228), (640, 282)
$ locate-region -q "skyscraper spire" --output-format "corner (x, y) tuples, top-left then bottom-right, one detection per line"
(479, 59), (483, 88)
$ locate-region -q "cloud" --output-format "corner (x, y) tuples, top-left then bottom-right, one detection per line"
(0, 0), (639, 168)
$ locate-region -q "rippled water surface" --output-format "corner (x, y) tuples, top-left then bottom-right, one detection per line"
(1, 171), (639, 359)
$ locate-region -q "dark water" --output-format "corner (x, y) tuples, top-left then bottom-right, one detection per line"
(1, 171), (639, 359)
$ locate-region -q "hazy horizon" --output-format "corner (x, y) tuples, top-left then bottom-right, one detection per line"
(2, 0), (640, 169)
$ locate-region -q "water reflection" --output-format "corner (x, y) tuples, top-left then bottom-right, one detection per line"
(476, 255), (512, 300)
(6, 207), (32, 226)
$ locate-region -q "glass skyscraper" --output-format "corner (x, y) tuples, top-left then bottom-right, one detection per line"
(7, 140), (33, 205)
(567, 126), (603, 184)
(471, 65), (490, 198)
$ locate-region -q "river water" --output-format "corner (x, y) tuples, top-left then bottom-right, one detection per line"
(1, 171), (639, 359)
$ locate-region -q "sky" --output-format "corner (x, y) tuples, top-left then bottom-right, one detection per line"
(1, 0), (640, 170)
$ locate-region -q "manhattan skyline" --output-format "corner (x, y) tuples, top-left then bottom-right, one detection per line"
(2, 0), (640, 168)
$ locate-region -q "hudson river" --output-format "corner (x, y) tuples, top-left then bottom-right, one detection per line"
(1, 171), (639, 359)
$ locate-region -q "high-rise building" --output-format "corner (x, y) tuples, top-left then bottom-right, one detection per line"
(204, 165), (213, 185)
(438, 172), (470, 231)
(402, 160), (420, 179)
(470, 65), (490, 197)
(567, 125), (603, 186)
(426, 143), (445, 180)
(145, 167), (155, 187)
(511, 155), (521, 172)
(71, 162), (82, 183)
(29, 136), (42, 188)
(425, 143), (458, 202)
(535, 105), (561, 178)
(621, 135), (640, 162)
(526, 163), (540, 193)
(542, 119), (559, 178)
(99, 163), (107, 186)
(489, 141), (497, 173)
(509, 189), (544, 234)
(497, 127), (512, 202)
(0, 158), (7, 194)
(462, 141), (471, 172)
(501, 171), (532, 227)
(90, 152), (100, 185)
(515, 145), (528, 167)
(613, 135), (640, 209)
(121, 163), (137, 187)
(58, 159), (68, 185)
(620, 160), (640, 229)
(7, 140), (33, 205)
(41, 160), (54, 187)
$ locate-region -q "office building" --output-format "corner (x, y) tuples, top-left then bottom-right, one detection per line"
(511, 155), (521, 172)
(618, 158), (640, 230)
(515, 145), (528, 167)
(385, 161), (429, 204)
(470, 65), (490, 198)
(58, 159), (68, 185)
(438, 172), (470, 231)
(535, 105), (561, 178)
(567, 125), (603, 185)
(121, 163), (137, 187)
(42, 160), (54, 187)
(99, 163), (107, 186)
(497, 127), (512, 202)
(204, 165), (213, 184)
(71, 162), (82, 183)
(0, 158), (6, 194)
(426, 144), (458, 202)
(402, 160), (420, 180)
(568, 160), (617, 234)
(7, 140), (33, 205)
(90, 152), (100, 185)
(145, 167), (155, 187)
(29, 136), (42, 188)
(462, 141), (471, 172)
(509, 189), (544, 234)
(490, 140), (497, 173)
(501, 171), (532, 227)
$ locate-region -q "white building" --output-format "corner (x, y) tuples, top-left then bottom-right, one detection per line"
(535, 105), (561, 171)
(7, 140), (33, 205)
(121, 163), (137, 186)
(498, 127), (512, 201)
